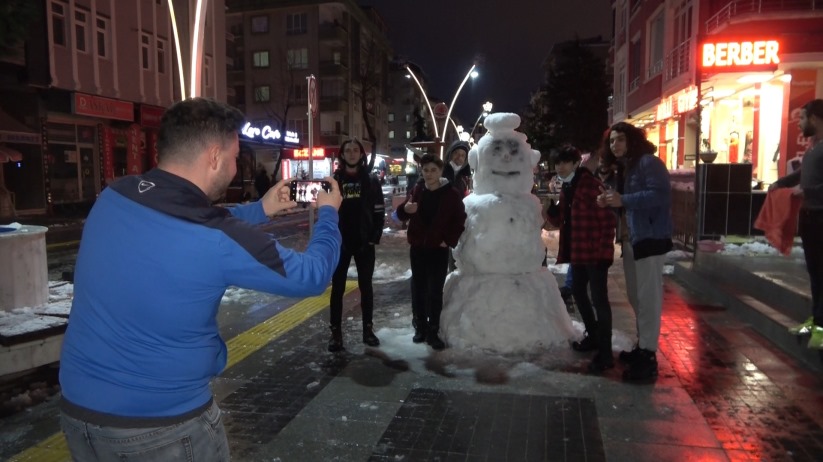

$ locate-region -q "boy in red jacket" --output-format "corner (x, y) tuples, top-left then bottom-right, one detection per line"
(397, 154), (467, 349)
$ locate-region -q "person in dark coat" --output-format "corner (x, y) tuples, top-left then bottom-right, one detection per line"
(254, 165), (270, 200)
(546, 145), (617, 373)
(443, 140), (472, 196)
(396, 153), (467, 350)
(328, 139), (385, 352)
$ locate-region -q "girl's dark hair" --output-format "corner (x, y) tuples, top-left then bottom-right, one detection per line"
(601, 122), (657, 167)
(803, 99), (823, 120)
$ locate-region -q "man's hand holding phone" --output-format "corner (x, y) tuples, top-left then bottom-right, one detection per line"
(314, 176), (342, 211)
(261, 178), (298, 217)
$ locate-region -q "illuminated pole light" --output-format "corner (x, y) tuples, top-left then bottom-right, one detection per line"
(469, 101), (493, 139)
(440, 64), (477, 157)
(404, 66), (439, 139)
(168, 0), (209, 100)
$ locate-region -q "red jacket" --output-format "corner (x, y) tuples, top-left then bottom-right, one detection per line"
(396, 180), (466, 248)
(546, 168), (616, 265)
(754, 188), (801, 256)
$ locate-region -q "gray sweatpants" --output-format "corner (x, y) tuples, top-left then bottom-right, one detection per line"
(622, 244), (666, 351)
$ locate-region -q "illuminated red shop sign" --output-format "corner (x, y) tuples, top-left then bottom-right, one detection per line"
(293, 148), (326, 159)
(702, 40), (780, 69)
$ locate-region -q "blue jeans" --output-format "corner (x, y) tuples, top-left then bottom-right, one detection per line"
(60, 400), (229, 462)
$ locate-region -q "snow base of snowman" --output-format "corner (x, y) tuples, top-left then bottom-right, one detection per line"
(441, 269), (576, 355)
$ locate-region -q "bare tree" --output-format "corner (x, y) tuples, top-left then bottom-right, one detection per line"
(250, 45), (303, 180)
(354, 30), (389, 171)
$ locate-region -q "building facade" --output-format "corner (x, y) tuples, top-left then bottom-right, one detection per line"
(610, 0), (823, 184)
(225, 0), (392, 182)
(0, 0), (226, 216)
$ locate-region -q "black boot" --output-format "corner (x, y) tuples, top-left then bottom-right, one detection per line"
(327, 325), (344, 352)
(426, 326), (446, 350)
(619, 344), (642, 364)
(363, 323), (380, 347)
(571, 332), (598, 352)
(588, 352), (615, 373)
(622, 348), (658, 383)
(412, 318), (427, 344)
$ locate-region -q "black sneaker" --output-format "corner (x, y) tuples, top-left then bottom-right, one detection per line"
(363, 323), (380, 347)
(571, 334), (598, 352)
(588, 353), (615, 373)
(618, 346), (642, 364)
(327, 326), (344, 352)
(622, 349), (658, 383)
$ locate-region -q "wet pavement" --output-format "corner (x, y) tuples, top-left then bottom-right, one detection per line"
(3, 230), (823, 461)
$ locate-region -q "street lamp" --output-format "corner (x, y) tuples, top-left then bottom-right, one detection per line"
(404, 62), (478, 158)
(469, 101), (494, 140)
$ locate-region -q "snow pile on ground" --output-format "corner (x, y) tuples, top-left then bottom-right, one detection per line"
(720, 239), (805, 258)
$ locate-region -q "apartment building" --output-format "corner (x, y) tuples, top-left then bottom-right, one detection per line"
(225, 0), (391, 181)
(0, 0), (226, 216)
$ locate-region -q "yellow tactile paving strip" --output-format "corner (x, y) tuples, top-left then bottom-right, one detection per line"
(9, 282), (355, 462)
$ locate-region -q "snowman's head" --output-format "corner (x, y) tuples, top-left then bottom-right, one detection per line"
(468, 112), (540, 195)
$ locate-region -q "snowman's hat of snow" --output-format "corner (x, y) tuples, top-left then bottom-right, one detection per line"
(482, 113), (528, 143)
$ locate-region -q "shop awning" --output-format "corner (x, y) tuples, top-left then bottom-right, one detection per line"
(0, 145), (23, 163)
(0, 106), (40, 145)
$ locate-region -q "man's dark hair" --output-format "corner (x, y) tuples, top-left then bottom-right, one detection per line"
(419, 153), (444, 169)
(803, 99), (823, 120)
(157, 98), (245, 164)
(601, 121), (657, 166)
(553, 144), (582, 164)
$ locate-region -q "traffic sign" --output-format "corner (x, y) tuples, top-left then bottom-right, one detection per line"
(308, 75), (317, 118)
(433, 102), (448, 119)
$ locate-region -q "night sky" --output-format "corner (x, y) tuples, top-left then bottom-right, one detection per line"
(361, 0), (613, 124)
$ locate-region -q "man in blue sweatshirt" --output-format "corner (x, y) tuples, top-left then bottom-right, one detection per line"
(58, 97), (342, 461)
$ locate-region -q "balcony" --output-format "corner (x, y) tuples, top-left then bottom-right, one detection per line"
(706, 0), (823, 34)
(664, 39), (690, 82)
(319, 95), (348, 113)
(319, 60), (348, 76)
(319, 22), (347, 44)
(319, 131), (349, 147)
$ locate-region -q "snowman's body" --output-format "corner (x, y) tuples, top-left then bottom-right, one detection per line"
(441, 113), (575, 354)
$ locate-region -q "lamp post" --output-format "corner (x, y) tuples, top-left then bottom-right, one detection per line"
(404, 63), (479, 158)
(469, 101), (494, 140)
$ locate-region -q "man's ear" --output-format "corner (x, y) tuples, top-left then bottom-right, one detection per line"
(207, 143), (221, 170)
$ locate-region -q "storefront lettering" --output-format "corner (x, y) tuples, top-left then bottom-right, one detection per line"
(74, 93), (134, 121)
(294, 148), (325, 159)
(702, 40), (780, 68)
(240, 122), (301, 145)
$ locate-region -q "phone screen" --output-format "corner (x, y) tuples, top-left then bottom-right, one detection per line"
(290, 180), (331, 203)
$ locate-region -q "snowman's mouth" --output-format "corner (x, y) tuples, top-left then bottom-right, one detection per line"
(492, 170), (520, 177)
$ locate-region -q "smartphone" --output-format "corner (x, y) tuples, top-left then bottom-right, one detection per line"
(289, 180), (332, 203)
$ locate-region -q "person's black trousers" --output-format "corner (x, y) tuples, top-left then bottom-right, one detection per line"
(409, 246), (449, 328)
(571, 262), (612, 356)
(330, 245), (375, 327)
(799, 208), (823, 326)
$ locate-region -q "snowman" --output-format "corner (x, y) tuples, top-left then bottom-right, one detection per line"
(440, 113), (575, 354)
